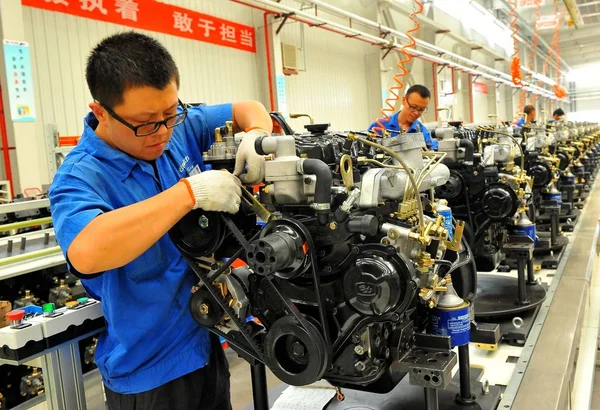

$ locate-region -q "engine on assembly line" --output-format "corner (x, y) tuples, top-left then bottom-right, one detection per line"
(169, 122), (477, 393)
(433, 122), (532, 271)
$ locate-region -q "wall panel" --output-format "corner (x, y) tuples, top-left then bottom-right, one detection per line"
(22, 1), (262, 185)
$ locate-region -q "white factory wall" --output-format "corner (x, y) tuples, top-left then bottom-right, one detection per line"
(271, 0), (376, 132)
(277, 20), (373, 131)
(573, 65), (600, 116)
(21, 0), (262, 186)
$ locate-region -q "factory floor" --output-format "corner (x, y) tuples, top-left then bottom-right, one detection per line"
(78, 352), (600, 410)
(594, 368), (600, 410)
(36, 317), (600, 410)
(78, 348), (279, 410)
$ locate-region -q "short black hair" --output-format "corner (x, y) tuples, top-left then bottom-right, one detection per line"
(524, 105), (535, 114)
(86, 31), (180, 108)
(553, 108), (565, 117)
(405, 85), (431, 99)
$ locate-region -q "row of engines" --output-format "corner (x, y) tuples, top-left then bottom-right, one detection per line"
(432, 118), (600, 272)
(180, 117), (599, 392)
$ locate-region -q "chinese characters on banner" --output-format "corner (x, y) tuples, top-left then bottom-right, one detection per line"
(518, 0), (545, 8)
(536, 14), (558, 30)
(473, 82), (488, 95)
(2, 40), (36, 122)
(22, 0), (256, 53)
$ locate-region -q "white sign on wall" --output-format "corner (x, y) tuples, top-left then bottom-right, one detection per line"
(2, 40), (36, 122)
(537, 14), (558, 30)
(518, 0), (545, 9)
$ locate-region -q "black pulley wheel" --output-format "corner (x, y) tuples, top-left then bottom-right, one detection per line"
(528, 162), (552, 189)
(189, 288), (225, 327)
(248, 220), (309, 280)
(264, 316), (330, 386)
(170, 210), (225, 258)
(557, 152), (569, 170)
(481, 183), (518, 220)
(435, 170), (464, 200)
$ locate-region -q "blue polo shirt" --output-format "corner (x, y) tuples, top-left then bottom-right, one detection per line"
(368, 113), (437, 149)
(49, 103), (232, 394)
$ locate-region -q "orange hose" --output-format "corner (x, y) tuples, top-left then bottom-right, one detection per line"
(517, 90), (527, 118)
(530, 0), (542, 104)
(372, 0), (423, 136)
(539, 1), (566, 98)
(508, 0), (522, 87)
(553, 7), (566, 77)
(553, 7), (567, 97)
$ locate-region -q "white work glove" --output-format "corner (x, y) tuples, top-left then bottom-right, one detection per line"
(181, 170), (242, 214)
(233, 128), (270, 185)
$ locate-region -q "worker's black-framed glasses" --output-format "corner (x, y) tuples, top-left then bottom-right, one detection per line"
(406, 101), (427, 114)
(98, 99), (188, 137)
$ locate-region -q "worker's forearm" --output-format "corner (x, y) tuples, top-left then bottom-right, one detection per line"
(232, 100), (273, 133)
(68, 181), (194, 274)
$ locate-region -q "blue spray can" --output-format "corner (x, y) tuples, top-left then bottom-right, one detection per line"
(512, 211), (537, 246)
(561, 171), (575, 186)
(437, 201), (454, 241)
(430, 284), (470, 347)
(544, 183), (563, 207)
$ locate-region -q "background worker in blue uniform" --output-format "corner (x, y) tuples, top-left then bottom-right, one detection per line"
(49, 32), (272, 410)
(516, 105), (536, 127)
(550, 108), (565, 123)
(368, 84), (437, 149)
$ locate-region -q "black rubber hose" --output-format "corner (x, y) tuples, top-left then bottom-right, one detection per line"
(459, 139), (474, 164)
(302, 158), (332, 224)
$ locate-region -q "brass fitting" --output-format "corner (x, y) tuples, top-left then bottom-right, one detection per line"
(416, 252), (434, 273)
(199, 303), (210, 315)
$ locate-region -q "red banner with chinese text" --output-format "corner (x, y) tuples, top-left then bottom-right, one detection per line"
(473, 82), (488, 94)
(21, 0), (256, 53)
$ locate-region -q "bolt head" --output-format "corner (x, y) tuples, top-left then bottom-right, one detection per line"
(291, 341), (305, 357)
(198, 215), (210, 228)
(199, 303), (210, 315)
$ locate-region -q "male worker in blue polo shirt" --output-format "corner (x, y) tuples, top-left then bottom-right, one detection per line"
(368, 84), (437, 149)
(516, 105), (536, 127)
(49, 32), (271, 410)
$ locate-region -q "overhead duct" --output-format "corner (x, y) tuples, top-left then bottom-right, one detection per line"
(563, 0), (585, 28)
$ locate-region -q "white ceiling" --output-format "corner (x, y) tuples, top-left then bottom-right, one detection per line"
(535, 0), (600, 68)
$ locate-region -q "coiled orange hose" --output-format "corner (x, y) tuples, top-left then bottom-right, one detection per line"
(530, 0), (542, 104)
(517, 90), (527, 118)
(539, 1), (567, 99)
(553, 7), (567, 98)
(508, 0), (522, 87)
(372, 0), (424, 136)
(553, 84), (567, 98)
